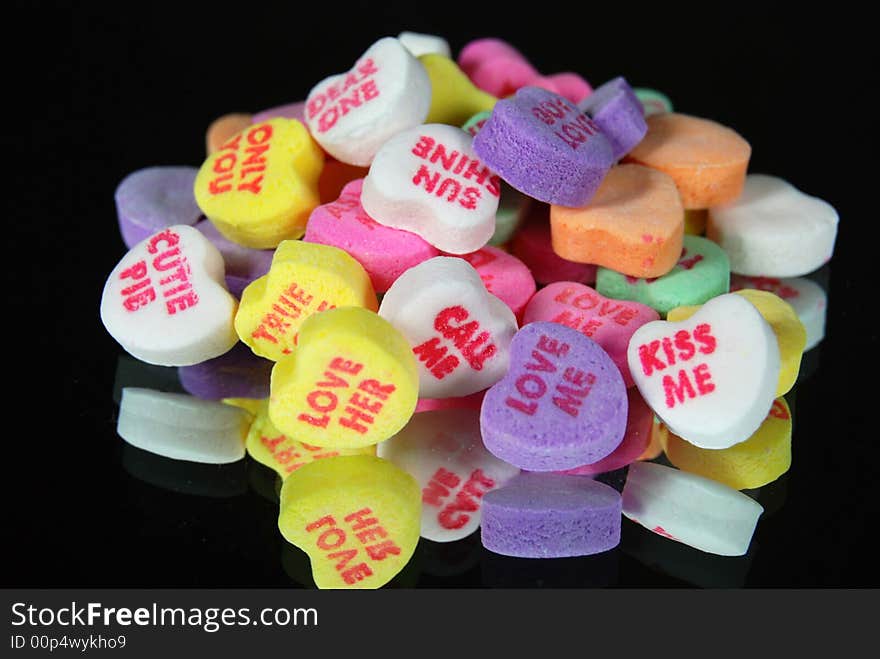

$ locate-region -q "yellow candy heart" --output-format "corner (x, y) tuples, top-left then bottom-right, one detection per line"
(194, 118), (325, 249)
(235, 240), (377, 361)
(278, 455), (421, 589)
(233, 398), (375, 479)
(269, 306), (418, 449)
(668, 289), (806, 396)
(684, 209), (707, 236)
(419, 54), (497, 127)
(664, 397), (792, 489)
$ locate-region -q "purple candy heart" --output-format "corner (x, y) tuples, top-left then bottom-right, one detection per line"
(481, 472), (621, 558)
(177, 341), (272, 400)
(472, 86), (614, 207)
(194, 219), (274, 298)
(577, 76), (647, 160)
(480, 321), (627, 471)
(115, 166), (202, 248)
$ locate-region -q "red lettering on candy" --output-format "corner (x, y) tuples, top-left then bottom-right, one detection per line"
(769, 399), (790, 420)
(309, 58), (382, 134)
(413, 305), (498, 379)
(410, 136), (500, 207)
(119, 230), (200, 314)
(207, 124), (273, 196)
(423, 468), (496, 530)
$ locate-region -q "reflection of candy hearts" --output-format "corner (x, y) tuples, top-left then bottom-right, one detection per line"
(622, 461), (764, 556)
(378, 408), (519, 543)
(627, 293), (780, 449)
(560, 387), (653, 476)
(379, 257), (517, 399)
(100, 225), (239, 366)
(707, 174), (839, 277)
(361, 123), (500, 254)
(523, 282), (658, 387)
(305, 37), (431, 167)
(473, 86), (613, 208)
(278, 455), (421, 589)
(234, 240), (377, 362)
(193, 118), (325, 249)
(731, 274), (826, 351)
(304, 179), (439, 293)
(595, 235), (730, 317)
(269, 307), (418, 449)
(481, 322), (628, 471)
(452, 245), (536, 320)
(115, 166), (201, 248)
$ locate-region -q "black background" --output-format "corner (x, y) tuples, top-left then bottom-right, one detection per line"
(4, 1), (875, 588)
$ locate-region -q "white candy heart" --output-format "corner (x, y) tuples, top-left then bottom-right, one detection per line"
(304, 37), (431, 166)
(379, 256), (517, 398)
(707, 174), (839, 277)
(622, 462), (764, 556)
(397, 31), (451, 58)
(117, 388), (250, 464)
(626, 293), (780, 449)
(361, 123), (500, 254)
(377, 408), (520, 542)
(100, 225), (239, 366)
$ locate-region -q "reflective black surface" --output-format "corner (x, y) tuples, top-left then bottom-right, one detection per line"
(6, 3), (874, 588)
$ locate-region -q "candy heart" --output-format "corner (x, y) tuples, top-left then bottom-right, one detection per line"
(595, 235), (730, 317)
(252, 100), (307, 124)
(178, 341), (273, 400)
(480, 321), (628, 471)
(731, 274), (827, 350)
(100, 225), (239, 366)
(194, 218), (274, 298)
(452, 245), (537, 321)
(415, 389), (486, 414)
(458, 38), (591, 103)
(472, 86), (614, 207)
(206, 114), (252, 155)
(398, 31), (451, 57)
(304, 179), (439, 293)
(622, 461), (764, 556)
(236, 398), (374, 479)
(522, 282), (659, 387)
(361, 123), (501, 254)
(559, 387), (653, 475)
(278, 455), (421, 589)
(462, 109), (492, 137)
(234, 240), (377, 362)
(480, 473), (621, 558)
(193, 118), (325, 249)
(488, 184), (529, 246)
(377, 408), (520, 543)
(420, 54), (497, 126)
(304, 37), (431, 166)
(707, 174), (839, 277)
(378, 256), (518, 399)
(509, 201), (597, 285)
(269, 306), (418, 449)
(664, 397), (792, 490)
(117, 388), (250, 464)
(115, 166), (201, 248)
(577, 76), (647, 160)
(668, 288), (806, 397)
(624, 113), (752, 209)
(634, 88), (673, 117)
(626, 292), (781, 449)
(550, 163), (684, 278)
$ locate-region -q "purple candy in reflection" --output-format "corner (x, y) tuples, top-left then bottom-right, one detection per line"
(194, 219), (275, 298)
(577, 76), (647, 160)
(472, 86), (614, 207)
(115, 166), (202, 248)
(252, 101), (307, 125)
(178, 342), (273, 400)
(481, 472), (621, 558)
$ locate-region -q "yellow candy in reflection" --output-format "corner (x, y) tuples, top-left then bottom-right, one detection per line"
(269, 306), (418, 449)
(668, 289), (806, 396)
(420, 54), (497, 126)
(278, 455), (421, 589)
(234, 240), (377, 362)
(194, 118), (324, 249)
(665, 397), (792, 489)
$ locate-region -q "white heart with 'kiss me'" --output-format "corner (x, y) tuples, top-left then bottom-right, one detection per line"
(626, 293), (780, 449)
(304, 37), (431, 167)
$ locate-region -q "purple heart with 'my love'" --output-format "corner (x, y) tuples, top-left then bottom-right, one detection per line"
(480, 321), (627, 471)
(472, 86), (614, 207)
(522, 282), (659, 387)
